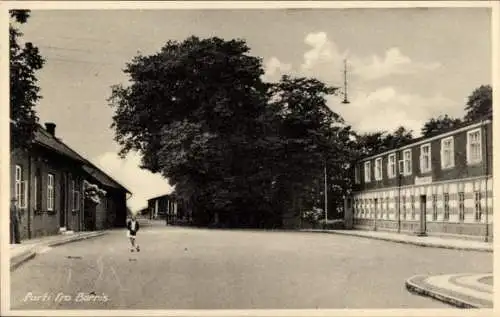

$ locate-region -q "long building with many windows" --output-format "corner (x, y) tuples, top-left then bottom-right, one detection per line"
(344, 117), (493, 240)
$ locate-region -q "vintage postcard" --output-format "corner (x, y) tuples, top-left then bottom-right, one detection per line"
(1, 1), (498, 316)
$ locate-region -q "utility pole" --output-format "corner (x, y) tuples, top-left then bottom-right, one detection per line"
(324, 164), (328, 225)
(322, 59), (350, 227)
(342, 59), (350, 105)
(398, 155), (403, 234)
(484, 119), (489, 242)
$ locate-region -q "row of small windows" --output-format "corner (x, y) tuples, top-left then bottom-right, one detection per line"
(355, 129), (483, 183)
(14, 165), (80, 212)
(353, 191), (484, 222)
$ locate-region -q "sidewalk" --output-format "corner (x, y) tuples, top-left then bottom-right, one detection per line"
(301, 229), (493, 252)
(406, 273), (493, 308)
(9, 230), (107, 271)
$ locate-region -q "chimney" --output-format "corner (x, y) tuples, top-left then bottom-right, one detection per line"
(45, 122), (56, 136)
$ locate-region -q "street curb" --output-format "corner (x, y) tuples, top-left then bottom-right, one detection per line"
(405, 275), (479, 309)
(302, 230), (493, 253)
(10, 249), (37, 272)
(10, 231), (108, 272)
(47, 231), (107, 247)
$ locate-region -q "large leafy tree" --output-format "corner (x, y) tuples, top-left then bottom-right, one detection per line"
(464, 85), (492, 122)
(109, 36), (274, 227)
(421, 114), (462, 137)
(10, 10), (45, 150)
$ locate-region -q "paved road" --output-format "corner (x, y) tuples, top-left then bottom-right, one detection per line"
(11, 225), (492, 309)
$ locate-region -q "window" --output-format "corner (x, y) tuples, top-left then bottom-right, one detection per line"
(374, 158), (383, 181)
(475, 191), (482, 221)
(354, 166), (360, 184)
(458, 192), (465, 221)
(402, 196), (407, 219)
(47, 174), (55, 211)
(72, 180), (80, 211)
(441, 137), (455, 169)
(398, 160), (404, 176)
(411, 195), (415, 220)
(403, 150), (412, 175)
(14, 165), (27, 209)
(420, 144), (432, 173)
(467, 129), (482, 165)
(432, 194), (438, 221)
(15, 165), (22, 207)
(387, 154), (396, 179)
(364, 161), (371, 182)
(443, 193), (450, 221)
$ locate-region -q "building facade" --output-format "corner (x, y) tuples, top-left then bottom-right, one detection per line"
(147, 194), (191, 225)
(346, 118), (493, 240)
(10, 123), (131, 240)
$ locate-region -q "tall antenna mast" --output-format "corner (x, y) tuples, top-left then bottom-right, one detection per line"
(342, 59), (350, 104)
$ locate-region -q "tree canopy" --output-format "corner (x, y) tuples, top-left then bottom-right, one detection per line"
(109, 36), (354, 227)
(354, 126), (414, 158)
(421, 115), (462, 138)
(10, 10), (45, 150)
(464, 84), (492, 122)
(420, 84), (492, 138)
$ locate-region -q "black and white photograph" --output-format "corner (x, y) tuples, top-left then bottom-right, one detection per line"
(2, 1), (497, 315)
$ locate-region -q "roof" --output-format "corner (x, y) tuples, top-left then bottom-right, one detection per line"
(82, 164), (131, 194)
(35, 127), (87, 163)
(34, 124), (131, 194)
(358, 115), (492, 162)
(147, 193), (173, 202)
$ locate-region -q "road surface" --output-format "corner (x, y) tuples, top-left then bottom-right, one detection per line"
(11, 225), (492, 309)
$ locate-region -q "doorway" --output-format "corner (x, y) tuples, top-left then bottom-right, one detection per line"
(419, 195), (427, 236)
(59, 174), (67, 228)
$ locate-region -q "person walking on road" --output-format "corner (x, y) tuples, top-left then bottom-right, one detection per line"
(126, 215), (140, 252)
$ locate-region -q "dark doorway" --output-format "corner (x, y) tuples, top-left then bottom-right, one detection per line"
(84, 204), (96, 231)
(60, 174), (66, 228)
(419, 195), (427, 236)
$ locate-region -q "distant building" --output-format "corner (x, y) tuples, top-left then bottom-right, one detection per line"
(147, 193), (190, 224)
(345, 117), (492, 240)
(10, 122), (131, 240)
(136, 206), (149, 216)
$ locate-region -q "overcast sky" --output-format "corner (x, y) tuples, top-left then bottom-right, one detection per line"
(17, 7), (492, 211)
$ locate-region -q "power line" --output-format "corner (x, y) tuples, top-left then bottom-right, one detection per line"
(39, 44), (137, 58)
(39, 45), (94, 53)
(46, 56), (122, 67)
